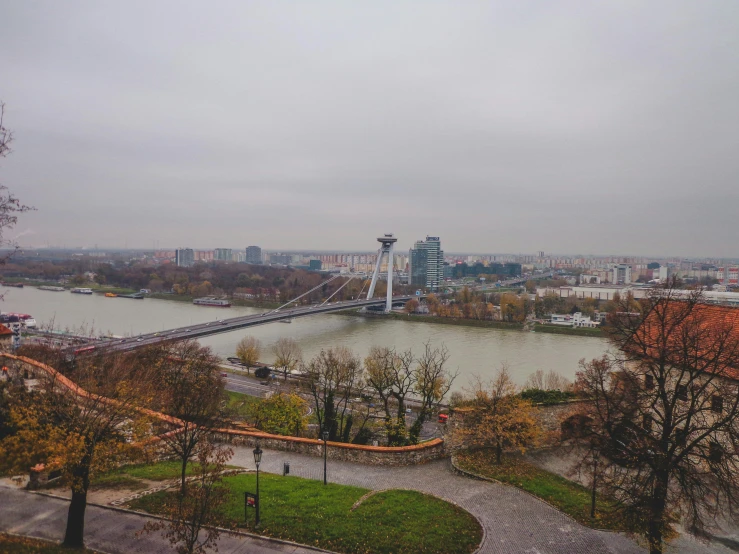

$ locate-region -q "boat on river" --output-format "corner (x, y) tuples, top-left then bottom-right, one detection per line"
(38, 285), (65, 292)
(119, 292), (145, 299)
(0, 312), (37, 328)
(193, 297), (231, 307)
(70, 288), (93, 295)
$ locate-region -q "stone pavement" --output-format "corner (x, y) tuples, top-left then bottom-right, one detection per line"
(231, 446), (728, 554)
(0, 484), (320, 554)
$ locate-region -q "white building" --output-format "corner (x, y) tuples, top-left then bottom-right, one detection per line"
(549, 312), (599, 328)
(612, 264), (632, 285)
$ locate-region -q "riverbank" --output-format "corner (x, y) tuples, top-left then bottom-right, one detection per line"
(341, 311), (604, 337)
(1, 278), (282, 310)
(148, 292), (281, 309)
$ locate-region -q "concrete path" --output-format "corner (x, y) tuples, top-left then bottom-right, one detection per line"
(231, 446), (726, 554)
(0, 484), (319, 554)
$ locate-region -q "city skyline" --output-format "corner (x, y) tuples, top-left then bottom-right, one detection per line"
(2, 2), (739, 257)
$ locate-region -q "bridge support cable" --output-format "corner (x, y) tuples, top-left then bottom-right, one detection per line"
(271, 274), (342, 312)
(320, 276), (356, 306)
(356, 277), (370, 300)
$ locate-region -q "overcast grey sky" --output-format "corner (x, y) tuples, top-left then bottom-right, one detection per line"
(1, 1), (738, 256)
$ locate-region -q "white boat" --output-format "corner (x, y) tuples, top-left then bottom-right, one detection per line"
(38, 285), (65, 292)
(1, 313), (36, 328)
(70, 288), (93, 295)
(193, 297), (231, 307)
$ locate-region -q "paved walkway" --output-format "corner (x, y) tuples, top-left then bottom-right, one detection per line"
(231, 447), (726, 554)
(2, 448), (728, 553)
(0, 484), (318, 554)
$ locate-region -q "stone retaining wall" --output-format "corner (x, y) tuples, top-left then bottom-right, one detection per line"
(213, 430), (445, 466)
(534, 400), (590, 433)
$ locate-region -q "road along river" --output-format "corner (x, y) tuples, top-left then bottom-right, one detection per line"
(3, 287), (608, 391)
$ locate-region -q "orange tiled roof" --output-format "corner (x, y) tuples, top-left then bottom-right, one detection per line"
(632, 302), (739, 380)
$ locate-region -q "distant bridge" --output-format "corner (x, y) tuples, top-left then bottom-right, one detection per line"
(87, 295), (421, 353)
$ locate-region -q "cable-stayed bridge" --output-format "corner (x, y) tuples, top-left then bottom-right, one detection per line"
(59, 233), (423, 354)
(90, 294), (420, 353)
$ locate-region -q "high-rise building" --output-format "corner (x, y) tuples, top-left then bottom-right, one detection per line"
(309, 259), (322, 271)
(612, 264), (632, 285)
(245, 246), (262, 264)
(409, 236), (443, 289)
(175, 248), (195, 267)
(214, 248), (232, 261)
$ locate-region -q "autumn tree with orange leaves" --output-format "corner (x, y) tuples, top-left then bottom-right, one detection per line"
(452, 365), (540, 463)
(0, 350), (157, 548)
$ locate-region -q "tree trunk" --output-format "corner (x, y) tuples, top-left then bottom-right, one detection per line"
(648, 472), (669, 554)
(63, 489), (88, 548)
(495, 441), (503, 464)
(181, 457), (188, 494)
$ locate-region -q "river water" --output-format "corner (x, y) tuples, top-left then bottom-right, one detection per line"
(2, 287), (608, 391)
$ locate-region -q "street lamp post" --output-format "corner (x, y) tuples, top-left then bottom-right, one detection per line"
(253, 444), (262, 528)
(322, 429), (329, 485)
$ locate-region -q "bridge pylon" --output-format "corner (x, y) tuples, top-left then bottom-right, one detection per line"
(367, 234), (398, 313)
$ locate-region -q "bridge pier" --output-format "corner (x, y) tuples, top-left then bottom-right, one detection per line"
(367, 234), (398, 313)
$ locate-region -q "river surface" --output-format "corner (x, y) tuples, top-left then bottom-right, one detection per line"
(2, 287), (608, 391)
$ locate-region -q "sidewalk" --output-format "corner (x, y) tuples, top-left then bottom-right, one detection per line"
(0, 484), (320, 554)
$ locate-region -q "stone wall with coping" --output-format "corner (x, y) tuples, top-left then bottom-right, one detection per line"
(212, 429), (445, 466)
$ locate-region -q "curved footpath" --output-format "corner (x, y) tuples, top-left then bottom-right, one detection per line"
(1, 448), (731, 554)
(230, 446), (729, 554)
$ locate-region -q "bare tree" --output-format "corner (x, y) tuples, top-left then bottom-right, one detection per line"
(141, 441), (233, 554)
(304, 347), (363, 442)
(410, 342), (457, 443)
(575, 284), (739, 553)
(272, 337), (302, 381)
(525, 369), (572, 392)
(0, 102), (34, 264)
(153, 341), (225, 494)
(364, 346), (416, 445)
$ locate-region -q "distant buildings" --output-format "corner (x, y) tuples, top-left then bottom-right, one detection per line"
(612, 264), (632, 285)
(270, 254), (293, 265)
(550, 312), (599, 328)
(214, 248), (232, 261)
(309, 259), (322, 271)
(175, 248), (195, 267)
(410, 236), (443, 290)
(246, 246), (262, 264)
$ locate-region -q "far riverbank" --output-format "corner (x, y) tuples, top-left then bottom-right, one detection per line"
(340, 310), (604, 337)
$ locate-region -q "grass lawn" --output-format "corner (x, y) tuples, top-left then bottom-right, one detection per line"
(224, 389), (262, 411)
(91, 460), (238, 490)
(455, 450), (629, 532)
(129, 472), (482, 554)
(0, 533), (97, 553)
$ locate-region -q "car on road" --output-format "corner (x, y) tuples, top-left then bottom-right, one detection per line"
(221, 372), (228, 377)
(219, 320), (226, 325)
(136, 338), (143, 342)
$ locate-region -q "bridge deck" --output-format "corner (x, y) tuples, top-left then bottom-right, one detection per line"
(81, 295), (421, 353)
